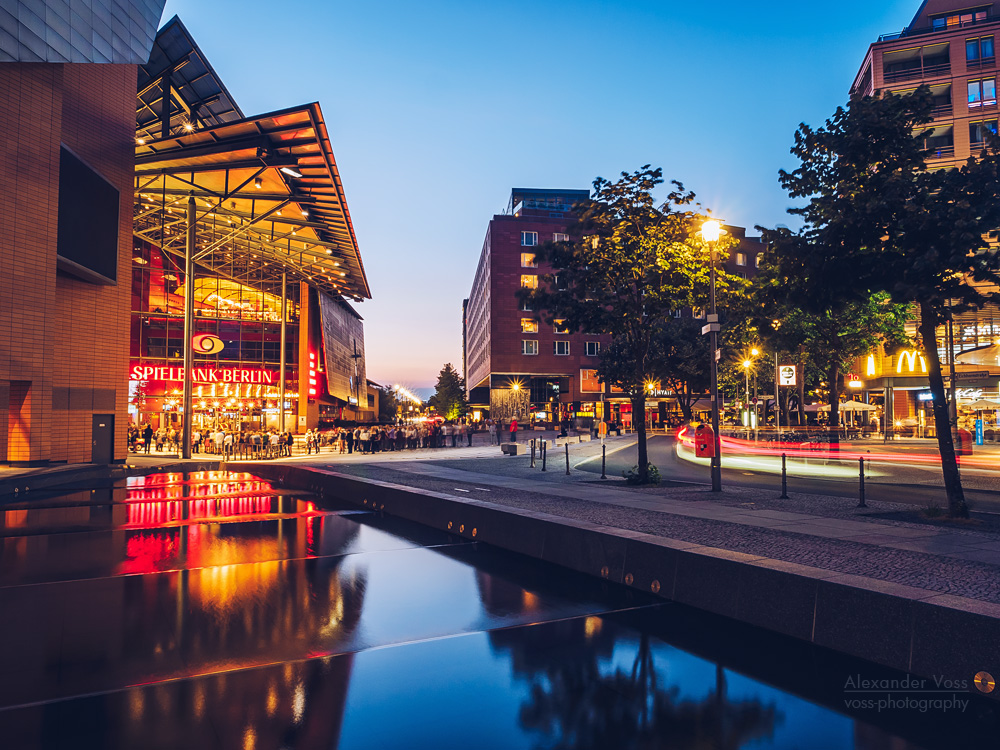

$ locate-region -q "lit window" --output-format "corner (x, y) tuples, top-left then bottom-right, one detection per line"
(970, 119), (998, 145)
(520, 275), (538, 289)
(522, 340), (539, 355)
(521, 231), (538, 247)
(521, 253), (537, 268)
(968, 78), (996, 107)
(968, 36), (995, 63)
(736, 252), (747, 266)
(755, 254), (762, 268)
(521, 318), (538, 333)
(553, 319), (570, 334)
(554, 341), (570, 356)
(553, 233), (569, 242)
(586, 341), (600, 357)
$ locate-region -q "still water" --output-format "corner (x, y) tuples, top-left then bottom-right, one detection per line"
(0, 471), (995, 749)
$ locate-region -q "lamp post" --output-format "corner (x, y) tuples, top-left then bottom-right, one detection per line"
(701, 220), (723, 492)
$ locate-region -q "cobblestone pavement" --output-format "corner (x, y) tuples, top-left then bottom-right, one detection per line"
(323, 457), (1000, 605)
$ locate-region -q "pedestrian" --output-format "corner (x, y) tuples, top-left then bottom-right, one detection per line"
(142, 423), (153, 454)
(466, 421), (474, 446)
(509, 416), (518, 443)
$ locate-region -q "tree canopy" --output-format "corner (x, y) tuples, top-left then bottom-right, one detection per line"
(428, 364), (467, 421)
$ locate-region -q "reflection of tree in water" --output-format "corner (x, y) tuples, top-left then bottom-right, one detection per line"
(490, 617), (780, 750)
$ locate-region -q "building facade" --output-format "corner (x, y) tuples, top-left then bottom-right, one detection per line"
(0, 0), (167, 465)
(849, 0), (1000, 435)
(464, 188), (765, 428)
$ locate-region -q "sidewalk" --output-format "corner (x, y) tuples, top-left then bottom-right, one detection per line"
(283, 441), (1000, 605)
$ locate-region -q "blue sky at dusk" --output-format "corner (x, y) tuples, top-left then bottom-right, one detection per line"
(160, 0), (918, 391)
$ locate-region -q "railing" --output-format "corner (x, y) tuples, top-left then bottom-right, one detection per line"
(880, 14), (995, 42)
(967, 55), (996, 70)
(926, 144), (956, 159)
(931, 103), (953, 119)
(883, 62), (951, 83)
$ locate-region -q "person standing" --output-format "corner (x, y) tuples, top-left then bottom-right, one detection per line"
(487, 419), (496, 446)
(509, 416), (518, 443)
(142, 423), (154, 454)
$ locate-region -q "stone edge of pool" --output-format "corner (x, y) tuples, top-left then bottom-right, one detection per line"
(229, 461), (1000, 702)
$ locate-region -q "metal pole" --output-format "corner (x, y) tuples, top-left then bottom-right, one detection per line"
(181, 195), (196, 459)
(601, 443), (607, 480)
(780, 453), (788, 499)
(530, 439), (536, 468)
(947, 305), (958, 429)
(709, 252), (722, 491)
(541, 441), (547, 471)
(775, 352), (780, 435)
(858, 457), (867, 508)
(279, 272), (287, 433)
(565, 443), (570, 475)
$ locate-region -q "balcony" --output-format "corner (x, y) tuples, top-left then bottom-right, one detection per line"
(926, 144), (956, 159)
(880, 12), (995, 41)
(968, 55), (997, 70)
(931, 102), (953, 119)
(883, 61), (951, 83)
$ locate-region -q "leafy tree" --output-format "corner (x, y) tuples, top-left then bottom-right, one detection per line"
(428, 364), (467, 421)
(519, 166), (740, 483)
(650, 318), (711, 423)
(376, 385), (400, 423)
(774, 84), (1000, 516)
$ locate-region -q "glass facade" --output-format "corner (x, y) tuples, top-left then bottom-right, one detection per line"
(129, 238), (301, 432)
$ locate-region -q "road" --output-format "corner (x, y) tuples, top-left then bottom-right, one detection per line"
(579, 434), (1000, 514)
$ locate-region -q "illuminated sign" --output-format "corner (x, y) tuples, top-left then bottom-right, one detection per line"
(897, 350), (927, 374)
(192, 334), (225, 355)
(130, 364), (276, 385)
(779, 365), (796, 386)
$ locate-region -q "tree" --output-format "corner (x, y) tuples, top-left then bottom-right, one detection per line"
(774, 84), (1000, 516)
(376, 384), (400, 423)
(650, 318), (711, 423)
(520, 166), (740, 483)
(428, 364), (467, 421)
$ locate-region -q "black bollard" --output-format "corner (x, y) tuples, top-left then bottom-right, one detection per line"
(601, 443), (607, 480)
(857, 457), (867, 508)
(530, 439), (536, 468)
(780, 453), (788, 499)
(541, 441), (547, 471)
(565, 443), (570, 475)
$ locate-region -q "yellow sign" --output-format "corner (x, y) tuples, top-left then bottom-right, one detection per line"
(897, 350), (927, 375)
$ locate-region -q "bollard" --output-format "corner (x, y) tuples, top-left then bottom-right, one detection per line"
(858, 456), (867, 508)
(541, 441), (547, 471)
(565, 443), (570, 475)
(780, 453), (788, 499)
(601, 443), (607, 480)
(530, 439), (536, 468)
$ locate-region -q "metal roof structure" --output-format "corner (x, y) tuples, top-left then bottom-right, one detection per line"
(136, 16), (243, 141)
(133, 16), (368, 302)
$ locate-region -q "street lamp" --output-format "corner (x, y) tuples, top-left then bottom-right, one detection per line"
(700, 219), (723, 492)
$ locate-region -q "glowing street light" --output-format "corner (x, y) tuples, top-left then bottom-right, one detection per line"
(700, 219), (725, 492)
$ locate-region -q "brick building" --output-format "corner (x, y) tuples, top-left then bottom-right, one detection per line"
(0, 0), (167, 465)
(463, 188), (764, 428)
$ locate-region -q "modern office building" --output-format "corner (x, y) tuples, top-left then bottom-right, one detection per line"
(463, 188), (764, 428)
(849, 0), (1000, 434)
(0, 0), (168, 465)
(0, 5), (371, 466)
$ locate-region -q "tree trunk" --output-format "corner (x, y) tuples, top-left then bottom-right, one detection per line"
(827, 362), (840, 450)
(797, 344), (806, 428)
(919, 304), (969, 518)
(678, 382), (694, 423)
(633, 393), (649, 482)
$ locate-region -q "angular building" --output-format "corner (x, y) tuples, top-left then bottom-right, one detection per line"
(0, 0), (167, 465)
(463, 188), (764, 429)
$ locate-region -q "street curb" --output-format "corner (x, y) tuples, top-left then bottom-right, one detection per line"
(229, 461), (1000, 700)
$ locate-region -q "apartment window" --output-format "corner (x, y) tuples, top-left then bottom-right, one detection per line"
(755, 254), (762, 268)
(585, 341), (600, 357)
(521, 252), (537, 268)
(736, 252), (747, 266)
(553, 233), (569, 242)
(522, 340), (539, 355)
(934, 10), (988, 31)
(554, 341), (570, 356)
(521, 231), (538, 247)
(521, 299), (533, 312)
(520, 274), (538, 289)
(968, 36), (995, 64)
(521, 318), (538, 333)
(553, 319), (570, 334)
(969, 78), (997, 107)
(970, 119), (998, 146)
(692, 307), (705, 319)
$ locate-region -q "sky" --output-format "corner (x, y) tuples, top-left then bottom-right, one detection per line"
(160, 0), (920, 394)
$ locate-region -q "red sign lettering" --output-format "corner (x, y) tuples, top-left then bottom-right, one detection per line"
(130, 363), (276, 385)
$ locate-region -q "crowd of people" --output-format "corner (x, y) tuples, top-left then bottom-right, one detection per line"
(129, 424), (294, 459)
(306, 419), (484, 454)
